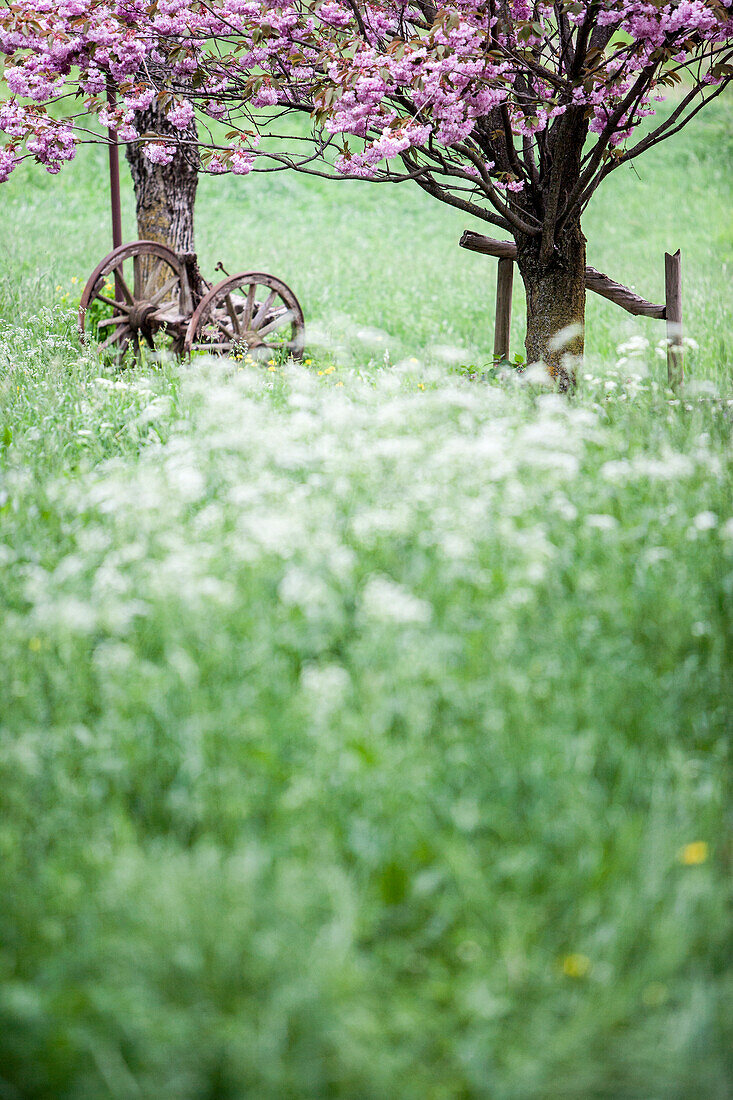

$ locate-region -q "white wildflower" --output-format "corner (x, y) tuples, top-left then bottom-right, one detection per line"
(361, 575), (432, 625)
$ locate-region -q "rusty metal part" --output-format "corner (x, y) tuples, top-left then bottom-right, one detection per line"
(184, 271), (305, 361)
(106, 81), (123, 253)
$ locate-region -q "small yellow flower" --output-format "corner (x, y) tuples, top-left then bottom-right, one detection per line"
(29, 637), (42, 652)
(55, 285), (62, 293)
(71, 276), (79, 284)
(418, 382), (425, 390)
(679, 841), (708, 865)
(323, 365), (335, 375)
(335, 381), (343, 387)
(304, 358), (312, 365)
(562, 954), (591, 979)
(267, 365), (277, 372)
(317, 370), (324, 376)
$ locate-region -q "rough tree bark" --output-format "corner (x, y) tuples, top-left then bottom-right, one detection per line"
(516, 221), (587, 390)
(510, 107), (590, 389)
(125, 100), (199, 252)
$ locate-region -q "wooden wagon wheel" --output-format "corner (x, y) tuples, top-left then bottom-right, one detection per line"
(184, 272), (305, 362)
(78, 240), (193, 362)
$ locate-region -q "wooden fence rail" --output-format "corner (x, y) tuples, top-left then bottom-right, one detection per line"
(459, 230), (683, 386)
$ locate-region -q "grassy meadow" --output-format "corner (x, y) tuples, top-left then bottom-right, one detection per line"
(0, 96), (731, 1098)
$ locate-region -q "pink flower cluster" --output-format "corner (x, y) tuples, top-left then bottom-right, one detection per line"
(166, 99), (195, 129)
(0, 0), (730, 200)
(143, 141), (175, 165)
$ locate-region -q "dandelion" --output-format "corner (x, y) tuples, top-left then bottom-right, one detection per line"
(679, 841), (708, 865)
(562, 954), (591, 978)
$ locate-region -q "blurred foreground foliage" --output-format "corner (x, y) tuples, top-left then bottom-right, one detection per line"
(0, 324), (731, 1098)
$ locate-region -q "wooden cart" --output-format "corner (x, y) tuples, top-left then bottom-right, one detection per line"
(78, 240), (305, 362)
(79, 88), (305, 363)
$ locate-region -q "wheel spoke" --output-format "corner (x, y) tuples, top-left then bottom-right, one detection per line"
(257, 308), (294, 338)
(113, 265), (135, 305)
(99, 325), (131, 351)
(96, 315), (129, 330)
(242, 283), (257, 328)
(148, 275), (180, 307)
(96, 293), (132, 314)
(251, 291), (277, 331)
(133, 255), (146, 300)
(214, 316), (235, 340)
(224, 293), (242, 336)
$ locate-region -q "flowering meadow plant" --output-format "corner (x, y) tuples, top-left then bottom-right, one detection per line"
(1, 323), (731, 1092)
(1, 0), (732, 374)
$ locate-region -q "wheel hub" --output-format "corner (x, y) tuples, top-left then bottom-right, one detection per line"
(128, 301), (159, 335)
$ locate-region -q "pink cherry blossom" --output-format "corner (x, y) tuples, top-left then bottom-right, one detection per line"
(0, 0), (729, 241)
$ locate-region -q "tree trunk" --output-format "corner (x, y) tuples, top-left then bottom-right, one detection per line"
(515, 220), (586, 391)
(125, 101), (199, 252)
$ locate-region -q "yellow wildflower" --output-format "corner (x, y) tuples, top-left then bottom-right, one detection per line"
(562, 954), (591, 978)
(679, 841), (708, 865)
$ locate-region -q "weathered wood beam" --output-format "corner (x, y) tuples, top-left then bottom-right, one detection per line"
(665, 249), (683, 389)
(460, 231), (517, 259)
(494, 257), (514, 361)
(584, 266), (665, 320)
(460, 230), (666, 320)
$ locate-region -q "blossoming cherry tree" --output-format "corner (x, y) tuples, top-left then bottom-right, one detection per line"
(1, 0), (731, 381)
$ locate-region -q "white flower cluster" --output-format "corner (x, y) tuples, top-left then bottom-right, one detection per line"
(4, 359), (730, 748)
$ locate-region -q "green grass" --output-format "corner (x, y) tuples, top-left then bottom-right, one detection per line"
(0, 97), (731, 1099)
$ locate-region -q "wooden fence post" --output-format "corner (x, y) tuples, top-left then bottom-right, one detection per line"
(664, 250), (683, 390)
(460, 233), (687, 385)
(494, 257), (514, 362)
